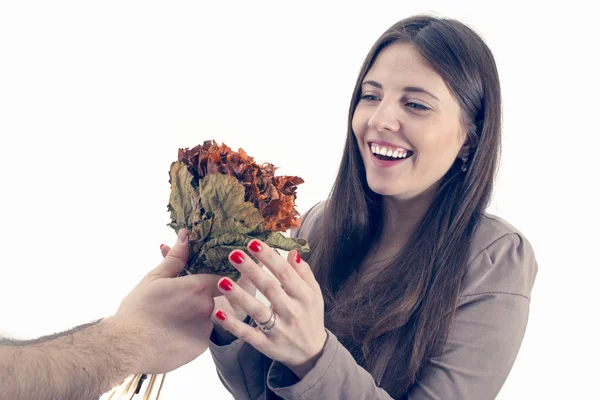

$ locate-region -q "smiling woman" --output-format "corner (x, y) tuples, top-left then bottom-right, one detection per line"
(207, 14), (537, 400)
(353, 42), (469, 201)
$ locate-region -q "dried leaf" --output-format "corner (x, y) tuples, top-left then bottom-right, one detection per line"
(177, 140), (304, 232)
(167, 141), (310, 280)
(264, 232), (310, 256)
(198, 174), (264, 236)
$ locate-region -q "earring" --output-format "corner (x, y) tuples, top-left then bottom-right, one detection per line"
(461, 152), (469, 172)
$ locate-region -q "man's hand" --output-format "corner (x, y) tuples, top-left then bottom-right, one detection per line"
(0, 228), (221, 400)
(110, 228), (222, 374)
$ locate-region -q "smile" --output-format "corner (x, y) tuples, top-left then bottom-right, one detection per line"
(369, 142), (414, 161)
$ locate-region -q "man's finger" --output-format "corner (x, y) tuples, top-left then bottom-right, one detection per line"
(160, 244), (171, 259)
(148, 229), (190, 279)
(180, 273), (223, 298)
(205, 275), (224, 298)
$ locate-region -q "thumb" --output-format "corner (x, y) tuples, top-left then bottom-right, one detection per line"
(149, 229), (190, 279)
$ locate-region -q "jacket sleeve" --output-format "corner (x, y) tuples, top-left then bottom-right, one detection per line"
(405, 233), (538, 399)
(265, 233), (538, 400)
(208, 202), (325, 399)
(266, 328), (395, 399)
(208, 318), (267, 399)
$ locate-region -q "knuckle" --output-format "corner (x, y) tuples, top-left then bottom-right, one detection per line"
(288, 318), (300, 330)
(297, 290), (311, 304)
(253, 307), (271, 324)
(197, 297), (215, 317)
(287, 305), (301, 321)
(263, 282), (281, 299)
(238, 328), (253, 342)
(262, 248), (276, 263)
(246, 263), (261, 279)
(276, 266), (294, 283)
(190, 279), (207, 294)
(231, 288), (246, 304)
(166, 250), (187, 265)
(263, 248), (280, 269)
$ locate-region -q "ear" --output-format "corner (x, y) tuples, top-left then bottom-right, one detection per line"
(458, 143), (470, 158)
(458, 133), (473, 159)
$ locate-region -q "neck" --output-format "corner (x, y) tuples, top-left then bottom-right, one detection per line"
(377, 186), (437, 250)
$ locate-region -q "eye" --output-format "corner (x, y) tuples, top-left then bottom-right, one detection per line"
(360, 94), (380, 102)
(406, 102), (430, 111)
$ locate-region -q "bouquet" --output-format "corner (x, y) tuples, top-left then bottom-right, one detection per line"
(107, 140), (309, 399)
(167, 140), (310, 279)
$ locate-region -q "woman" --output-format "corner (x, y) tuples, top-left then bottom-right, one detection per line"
(208, 14), (537, 399)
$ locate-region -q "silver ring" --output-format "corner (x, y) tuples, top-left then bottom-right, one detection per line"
(257, 309), (277, 333)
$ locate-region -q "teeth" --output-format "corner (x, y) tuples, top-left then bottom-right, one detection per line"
(370, 143), (411, 159)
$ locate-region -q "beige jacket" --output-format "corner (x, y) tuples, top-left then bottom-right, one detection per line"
(209, 201), (538, 399)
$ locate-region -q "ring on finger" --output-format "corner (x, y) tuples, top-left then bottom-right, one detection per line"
(257, 309), (277, 333)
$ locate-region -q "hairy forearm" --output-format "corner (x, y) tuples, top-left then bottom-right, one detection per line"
(0, 317), (140, 400)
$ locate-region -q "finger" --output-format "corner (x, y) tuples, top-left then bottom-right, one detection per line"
(202, 275), (224, 298)
(213, 309), (269, 348)
(228, 249), (288, 309)
(217, 277), (272, 325)
(179, 273), (223, 298)
(246, 240), (305, 298)
(236, 274), (257, 297)
(288, 250), (320, 291)
(160, 244), (171, 259)
(148, 229), (190, 279)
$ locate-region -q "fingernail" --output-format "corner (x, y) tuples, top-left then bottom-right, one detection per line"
(219, 278), (233, 291)
(295, 251), (301, 264)
(215, 310), (227, 321)
(230, 250), (245, 264)
(160, 244), (165, 250)
(177, 229), (188, 243)
(248, 240), (262, 252)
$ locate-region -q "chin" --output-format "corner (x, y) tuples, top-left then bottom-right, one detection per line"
(366, 176), (402, 197)
(366, 176), (423, 201)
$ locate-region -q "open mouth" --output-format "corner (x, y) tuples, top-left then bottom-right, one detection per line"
(369, 142), (414, 161)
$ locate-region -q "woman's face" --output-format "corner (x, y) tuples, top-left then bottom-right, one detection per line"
(352, 41), (469, 202)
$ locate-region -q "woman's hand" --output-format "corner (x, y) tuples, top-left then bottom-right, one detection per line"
(160, 244), (257, 345)
(212, 239), (327, 379)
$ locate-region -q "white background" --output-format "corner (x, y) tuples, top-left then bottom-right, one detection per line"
(1, 1), (598, 399)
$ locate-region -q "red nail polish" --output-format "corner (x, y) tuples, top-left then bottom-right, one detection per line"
(215, 310), (227, 321)
(230, 250), (245, 264)
(295, 251), (301, 264)
(219, 278), (233, 291)
(160, 244), (165, 250)
(249, 240), (262, 252)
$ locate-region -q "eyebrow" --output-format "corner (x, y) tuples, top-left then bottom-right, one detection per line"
(362, 80), (440, 102)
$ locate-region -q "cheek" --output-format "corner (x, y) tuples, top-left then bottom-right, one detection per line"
(351, 115), (361, 140)
(416, 130), (463, 168)
(351, 107), (369, 138)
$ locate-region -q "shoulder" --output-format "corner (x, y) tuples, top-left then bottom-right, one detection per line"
(461, 212), (538, 299)
(290, 200), (328, 239)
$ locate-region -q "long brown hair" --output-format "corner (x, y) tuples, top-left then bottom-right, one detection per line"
(304, 15), (502, 396)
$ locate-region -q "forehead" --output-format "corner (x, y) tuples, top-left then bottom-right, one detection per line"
(364, 42), (447, 93)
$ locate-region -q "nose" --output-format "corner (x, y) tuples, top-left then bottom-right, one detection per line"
(367, 99), (401, 132)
